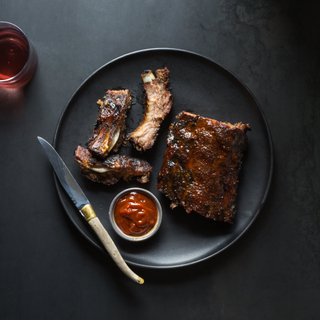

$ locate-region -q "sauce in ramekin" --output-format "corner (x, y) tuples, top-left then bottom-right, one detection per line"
(114, 191), (158, 237)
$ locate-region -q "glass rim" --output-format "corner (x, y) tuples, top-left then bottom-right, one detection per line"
(0, 21), (32, 84)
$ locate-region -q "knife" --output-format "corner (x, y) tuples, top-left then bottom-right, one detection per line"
(37, 136), (144, 284)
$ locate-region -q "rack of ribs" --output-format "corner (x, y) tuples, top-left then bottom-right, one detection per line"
(88, 90), (131, 158)
(75, 146), (152, 185)
(156, 111), (250, 224)
(127, 67), (173, 151)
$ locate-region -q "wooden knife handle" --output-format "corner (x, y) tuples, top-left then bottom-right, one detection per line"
(81, 205), (144, 284)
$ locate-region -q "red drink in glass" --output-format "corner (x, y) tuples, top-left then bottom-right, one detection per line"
(0, 22), (37, 89)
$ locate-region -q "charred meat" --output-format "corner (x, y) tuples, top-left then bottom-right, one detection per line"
(128, 67), (173, 151)
(156, 111), (250, 224)
(75, 146), (152, 185)
(88, 90), (131, 158)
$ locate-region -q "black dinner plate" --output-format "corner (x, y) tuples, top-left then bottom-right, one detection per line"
(53, 48), (273, 269)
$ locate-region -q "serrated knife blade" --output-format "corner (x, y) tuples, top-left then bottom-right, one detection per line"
(37, 137), (89, 211)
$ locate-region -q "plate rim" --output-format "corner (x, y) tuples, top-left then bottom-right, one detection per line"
(52, 47), (274, 269)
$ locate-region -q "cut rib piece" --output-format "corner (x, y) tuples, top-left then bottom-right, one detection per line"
(156, 111), (250, 224)
(88, 90), (131, 158)
(75, 146), (152, 185)
(128, 67), (173, 151)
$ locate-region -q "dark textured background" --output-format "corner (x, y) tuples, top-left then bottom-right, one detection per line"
(1, 0), (319, 319)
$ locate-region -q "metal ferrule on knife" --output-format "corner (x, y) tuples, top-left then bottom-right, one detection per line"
(80, 204), (97, 222)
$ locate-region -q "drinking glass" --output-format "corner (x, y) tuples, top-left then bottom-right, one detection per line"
(0, 22), (38, 89)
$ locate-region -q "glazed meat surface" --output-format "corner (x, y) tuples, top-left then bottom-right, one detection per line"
(128, 67), (173, 151)
(88, 90), (131, 158)
(156, 111), (250, 224)
(75, 146), (152, 185)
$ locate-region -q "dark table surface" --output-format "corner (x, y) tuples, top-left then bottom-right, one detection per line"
(1, 1), (319, 319)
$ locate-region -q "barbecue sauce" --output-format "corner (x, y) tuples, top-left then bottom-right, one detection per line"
(114, 191), (158, 236)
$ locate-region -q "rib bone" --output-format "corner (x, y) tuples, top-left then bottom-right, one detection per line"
(128, 68), (173, 151)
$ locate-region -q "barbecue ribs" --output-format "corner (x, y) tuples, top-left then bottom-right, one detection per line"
(128, 68), (173, 151)
(88, 90), (131, 158)
(75, 146), (152, 185)
(156, 111), (250, 224)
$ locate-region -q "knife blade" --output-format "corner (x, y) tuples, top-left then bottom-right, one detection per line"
(37, 136), (144, 284)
